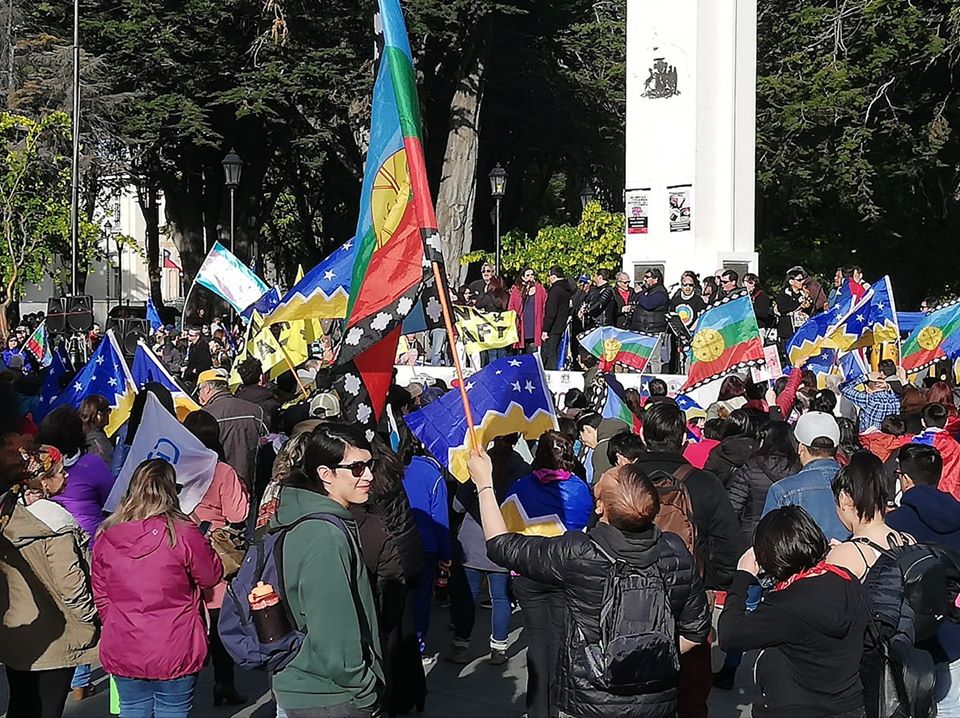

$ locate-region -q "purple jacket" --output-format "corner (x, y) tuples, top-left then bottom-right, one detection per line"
(51, 454), (115, 541)
(92, 517), (222, 680)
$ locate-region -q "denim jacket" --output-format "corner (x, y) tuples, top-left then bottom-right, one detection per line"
(761, 458), (849, 542)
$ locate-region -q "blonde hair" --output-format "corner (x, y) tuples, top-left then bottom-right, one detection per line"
(99, 459), (190, 546)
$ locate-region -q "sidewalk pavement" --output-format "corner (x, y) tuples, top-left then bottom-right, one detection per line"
(2, 603), (756, 717)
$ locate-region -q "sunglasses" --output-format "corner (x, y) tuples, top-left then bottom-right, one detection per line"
(333, 460), (375, 478)
(682, 283), (695, 288)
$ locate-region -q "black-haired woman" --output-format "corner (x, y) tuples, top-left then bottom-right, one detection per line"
(718, 506), (868, 718)
(271, 423), (384, 717)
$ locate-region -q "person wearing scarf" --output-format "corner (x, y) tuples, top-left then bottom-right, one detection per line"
(718, 506), (869, 718)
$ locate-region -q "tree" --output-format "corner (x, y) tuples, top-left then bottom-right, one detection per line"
(461, 200), (624, 282)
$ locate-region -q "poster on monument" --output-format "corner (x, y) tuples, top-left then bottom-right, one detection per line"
(625, 189), (649, 235)
(668, 184), (692, 233)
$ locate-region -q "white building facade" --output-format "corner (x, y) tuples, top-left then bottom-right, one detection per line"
(623, 0), (758, 287)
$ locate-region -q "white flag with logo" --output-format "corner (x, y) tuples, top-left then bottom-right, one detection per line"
(106, 393), (218, 514)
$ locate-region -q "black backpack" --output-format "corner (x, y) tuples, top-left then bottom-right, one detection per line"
(575, 540), (679, 694)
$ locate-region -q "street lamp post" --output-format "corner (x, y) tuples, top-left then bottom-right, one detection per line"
(222, 149), (243, 257)
(488, 164), (507, 275)
(69, 0), (80, 295)
(579, 182), (595, 210)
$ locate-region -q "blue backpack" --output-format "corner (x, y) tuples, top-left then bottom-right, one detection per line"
(218, 511), (356, 672)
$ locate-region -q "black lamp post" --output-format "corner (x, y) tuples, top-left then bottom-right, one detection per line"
(489, 163), (507, 274)
(222, 149), (243, 257)
(580, 182), (596, 210)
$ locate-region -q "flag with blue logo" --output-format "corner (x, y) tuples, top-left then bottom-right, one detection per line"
(146, 297), (164, 332)
(501, 471), (593, 538)
(404, 354), (558, 482)
(131, 341), (200, 421)
(44, 330), (136, 436)
(195, 241), (271, 313)
(104, 393), (218, 514)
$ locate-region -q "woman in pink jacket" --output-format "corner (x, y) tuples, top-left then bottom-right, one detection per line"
(93, 459), (222, 718)
(183, 410), (250, 707)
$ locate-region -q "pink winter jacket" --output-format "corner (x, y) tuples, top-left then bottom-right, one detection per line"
(92, 516), (223, 680)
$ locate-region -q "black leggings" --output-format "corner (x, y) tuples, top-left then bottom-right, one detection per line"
(4, 666), (74, 718)
(208, 608), (235, 685)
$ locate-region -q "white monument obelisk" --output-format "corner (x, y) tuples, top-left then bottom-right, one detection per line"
(623, 0), (758, 286)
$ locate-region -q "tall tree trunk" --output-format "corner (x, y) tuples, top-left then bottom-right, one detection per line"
(138, 182), (162, 307)
(435, 15), (492, 286)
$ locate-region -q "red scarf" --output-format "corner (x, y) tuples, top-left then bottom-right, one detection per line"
(774, 561), (852, 592)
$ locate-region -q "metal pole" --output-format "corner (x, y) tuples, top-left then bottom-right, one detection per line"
(494, 197), (501, 276)
(229, 186), (236, 328)
(116, 233), (122, 309)
(69, 0), (80, 295)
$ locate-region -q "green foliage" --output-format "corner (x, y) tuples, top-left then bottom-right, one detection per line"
(462, 201), (624, 280)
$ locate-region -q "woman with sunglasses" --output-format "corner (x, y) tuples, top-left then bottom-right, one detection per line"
(272, 423), (384, 718)
(670, 270), (705, 329)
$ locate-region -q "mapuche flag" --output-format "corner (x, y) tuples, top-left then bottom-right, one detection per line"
(901, 299), (960, 375)
(335, 0), (445, 427)
(682, 291), (765, 391)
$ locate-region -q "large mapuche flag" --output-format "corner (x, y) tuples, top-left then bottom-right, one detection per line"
(682, 291), (765, 391)
(901, 299), (960, 374)
(338, 0), (441, 364)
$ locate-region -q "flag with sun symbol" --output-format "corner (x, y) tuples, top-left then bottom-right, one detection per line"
(901, 298), (960, 375)
(682, 290), (765, 391)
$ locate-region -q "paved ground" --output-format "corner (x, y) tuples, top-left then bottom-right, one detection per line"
(1, 604), (757, 717)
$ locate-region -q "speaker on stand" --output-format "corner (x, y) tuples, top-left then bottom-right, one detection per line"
(107, 318), (150, 357)
(65, 296), (94, 333)
(46, 297), (67, 333)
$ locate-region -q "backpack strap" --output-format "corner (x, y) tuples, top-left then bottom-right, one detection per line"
(850, 536), (892, 556)
(672, 464), (695, 483)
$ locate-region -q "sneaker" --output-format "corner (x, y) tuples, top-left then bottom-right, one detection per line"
(712, 666), (737, 691)
(488, 648), (508, 666)
(446, 644), (470, 664)
(421, 653), (438, 669)
(479, 597), (493, 609)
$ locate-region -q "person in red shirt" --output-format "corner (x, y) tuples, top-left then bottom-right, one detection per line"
(907, 403), (960, 500)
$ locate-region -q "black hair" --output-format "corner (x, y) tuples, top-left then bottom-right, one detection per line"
(606, 432), (646, 465)
(576, 412), (603, 433)
(237, 357), (263, 387)
(563, 388), (589, 411)
(645, 268), (663, 283)
(721, 269), (739, 283)
(596, 269), (612, 281)
(923, 403), (950, 429)
(557, 416), (580, 443)
(534, 430), (579, 473)
(878, 359), (897, 378)
(808, 389), (837, 415)
(718, 375), (746, 401)
(285, 423), (372, 495)
(183, 410), (225, 462)
(880, 415), (907, 436)
(901, 412), (925, 436)
(756, 421), (799, 463)
(831, 451), (890, 520)
(753, 506), (829, 582)
(836, 417), (863, 458)
(647, 378), (668, 397)
(642, 402), (686, 453)
(702, 418), (725, 441)
(744, 376), (766, 401)
(899, 443), (943, 488)
(369, 435), (405, 503)
(126, 382), (176, 446)
(37, 405), (86, 457)
(549, 266), (565, 279)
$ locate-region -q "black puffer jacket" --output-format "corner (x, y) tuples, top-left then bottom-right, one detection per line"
(703, 436), (758, 491)
(488, 523), (710, 718)
(582, 284), (617, 329)
(370, 483), (424, 582)
(727, 454), (801, 543)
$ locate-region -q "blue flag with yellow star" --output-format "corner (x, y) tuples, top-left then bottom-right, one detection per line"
(823, 276), (899, 352)
(403, 354), (558, 482)
(44, 331), (136, 436)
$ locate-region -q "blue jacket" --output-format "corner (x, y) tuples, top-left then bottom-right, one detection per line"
(402, 456), (451, 561)
(761, 458), (849, 542)
(887, 485), (960, 662)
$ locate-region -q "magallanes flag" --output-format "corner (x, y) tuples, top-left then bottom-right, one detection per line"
(682, 290), (764, 391)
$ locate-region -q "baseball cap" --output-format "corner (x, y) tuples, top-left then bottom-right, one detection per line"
(794, 411), (840, 448)
(309, 390), (341, 419)
(407, 382), (424, 400)
(197, 368), (230, 385)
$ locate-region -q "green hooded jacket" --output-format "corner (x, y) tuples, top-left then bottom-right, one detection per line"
(271, 487), (383, 711)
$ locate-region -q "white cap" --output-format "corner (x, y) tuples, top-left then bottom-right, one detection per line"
(794, 411), (840, 448)
(309, 390), (341, 419)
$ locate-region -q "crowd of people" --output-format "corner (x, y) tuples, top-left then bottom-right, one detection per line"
(2, 310), (960, 718)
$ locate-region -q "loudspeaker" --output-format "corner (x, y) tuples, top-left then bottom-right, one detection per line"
(47, 297), (66, 332)
(107, 318), (150, 356)
(64, 295), (94, 333)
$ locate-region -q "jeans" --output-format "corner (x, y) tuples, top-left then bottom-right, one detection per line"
(114, 674), (198, 718)
(413, 553), (438, 652)
(514, 577), (562, 718)
(71, 663), (92, 689)
(451, 566), (511, 648)
(4, 666), (73, 718)
(936, 658), (960, 717)
(428, 328), (446, 366)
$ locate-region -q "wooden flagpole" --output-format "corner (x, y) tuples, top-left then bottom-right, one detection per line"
(431, 261), (479, 452)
